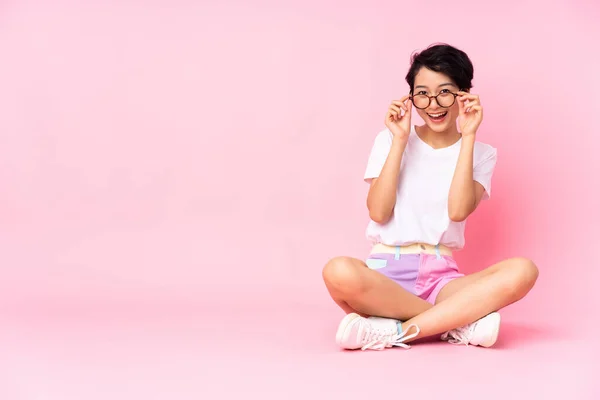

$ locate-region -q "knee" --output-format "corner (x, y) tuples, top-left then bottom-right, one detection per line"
(322, 256), (366, 295)
(507, 257), (539, 291)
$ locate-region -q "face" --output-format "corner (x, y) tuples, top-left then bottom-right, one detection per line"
(411, 67), (462, 133)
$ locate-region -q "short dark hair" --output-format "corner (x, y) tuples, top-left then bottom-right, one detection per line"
(405, 43), (474, 93)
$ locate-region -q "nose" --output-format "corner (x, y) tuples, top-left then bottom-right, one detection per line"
(428, 96), (441, 109)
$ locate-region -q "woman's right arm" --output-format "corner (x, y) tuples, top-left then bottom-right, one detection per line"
(366, 137), (408, 224)
(366, 96), (412, 224)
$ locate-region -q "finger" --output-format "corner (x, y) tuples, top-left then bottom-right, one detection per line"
(405, 98), (413, 117)
(385, 111), (394, 124)
(466, 105), (482, 115)
(392, 94), (411, 105)
(458, 93), (479, 102)
(391, 100), (408, 112)
(458, 94), (466, 115)
(465, 103), (483, 112)
(389, 104), (402, 114)
(390, 105), (403, 121)
(388, 109), (400, 122)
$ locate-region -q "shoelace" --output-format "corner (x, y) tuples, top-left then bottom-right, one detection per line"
(442, 323), (475, 346)
(361, 324), (421, 351)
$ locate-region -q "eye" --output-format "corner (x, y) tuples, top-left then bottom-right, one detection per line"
(416, 91), (428, 95)
(439, 89), (451, 94)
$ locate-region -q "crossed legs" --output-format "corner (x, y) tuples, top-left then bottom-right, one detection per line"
(322, 255), (538, 343)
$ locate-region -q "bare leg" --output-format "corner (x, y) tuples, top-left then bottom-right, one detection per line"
(401, 257), (539, 341)
(322, 256), (432, 321)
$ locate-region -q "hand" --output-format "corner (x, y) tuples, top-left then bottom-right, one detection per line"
(457, 91), (483, 137)
(384, 95), (412, 140)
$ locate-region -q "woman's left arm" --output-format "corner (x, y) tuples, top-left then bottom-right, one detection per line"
(448, 91), (486, 222)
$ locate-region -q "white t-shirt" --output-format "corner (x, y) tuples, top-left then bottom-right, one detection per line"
(364, 126), (497, 250)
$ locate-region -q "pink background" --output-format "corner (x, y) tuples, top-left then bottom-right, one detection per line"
(0, 1), (598, 399)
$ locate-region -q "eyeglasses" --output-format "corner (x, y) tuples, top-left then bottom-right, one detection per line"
(409, 91), (460, 109)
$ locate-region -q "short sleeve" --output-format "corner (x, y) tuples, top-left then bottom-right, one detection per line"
(364, 129), (393, 183)
(473, 145), (498, 200)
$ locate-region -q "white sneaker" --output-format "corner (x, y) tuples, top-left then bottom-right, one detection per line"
(441, 312), (501, 347)
(335, 313), (420, 351)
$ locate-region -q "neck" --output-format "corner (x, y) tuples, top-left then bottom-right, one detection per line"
(415, 124), (462, 149)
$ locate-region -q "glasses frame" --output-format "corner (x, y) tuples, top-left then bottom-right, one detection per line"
(409, 90), (463, 110)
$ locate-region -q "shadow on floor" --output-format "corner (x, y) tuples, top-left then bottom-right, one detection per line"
(410, 320), (567, 349)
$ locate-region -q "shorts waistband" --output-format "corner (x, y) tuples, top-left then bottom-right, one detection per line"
(370, 243), (453, 257)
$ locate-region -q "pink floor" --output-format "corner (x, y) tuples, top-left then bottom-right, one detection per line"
(1, 297), (597, 400)
(1, 2), (599, 399)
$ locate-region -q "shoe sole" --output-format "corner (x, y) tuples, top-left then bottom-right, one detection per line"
(479, 312), (501, 347)
(335, 313), (361, 347)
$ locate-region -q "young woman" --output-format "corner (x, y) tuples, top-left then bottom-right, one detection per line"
(322, 43), (539, 351)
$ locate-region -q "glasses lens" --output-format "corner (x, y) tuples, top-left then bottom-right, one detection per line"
(412, 95), (430, 109)
(437, 92), (455, 107)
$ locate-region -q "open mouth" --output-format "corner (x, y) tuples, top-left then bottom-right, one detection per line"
(427, 111), (448, 123)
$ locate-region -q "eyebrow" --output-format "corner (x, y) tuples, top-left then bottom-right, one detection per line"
(414, 83), (457, 90)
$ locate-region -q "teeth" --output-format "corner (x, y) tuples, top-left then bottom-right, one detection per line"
(429, 112), (446, 118)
